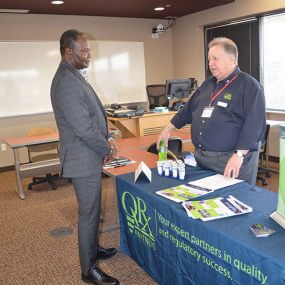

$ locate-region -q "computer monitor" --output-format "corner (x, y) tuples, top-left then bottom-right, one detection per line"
(165, 78), (193, 100)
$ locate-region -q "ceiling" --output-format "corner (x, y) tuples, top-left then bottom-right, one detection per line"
(0, 0), (235, 19)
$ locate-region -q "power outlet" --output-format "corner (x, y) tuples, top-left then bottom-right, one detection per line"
(1, 143), (7, 152)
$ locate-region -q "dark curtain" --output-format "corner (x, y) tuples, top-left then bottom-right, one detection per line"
(205, 19), (260, 81)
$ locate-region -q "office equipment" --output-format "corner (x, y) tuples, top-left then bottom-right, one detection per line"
(165, 78), (194, 100)
(127, 105), (145, 116)
(106, 108), (136, 118)
(146, 84), (167, 109)
(116, 167), (285, 285)
(26, 127), (60, 190)
(0, 41), (146, 118)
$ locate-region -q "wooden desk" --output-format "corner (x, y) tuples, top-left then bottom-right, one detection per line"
(4, 133), (60, 199)
(114, 129), (191, 151)
(4, 129), (191, 200)
(108, 111), (177, 138)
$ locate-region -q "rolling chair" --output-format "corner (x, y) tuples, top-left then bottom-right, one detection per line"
(189, 78), (198, 95)
(256, 124), (271, 186)
(147, 137), (183, 160)
(146, 84), (168, 110)
(26, 127), (60, 190)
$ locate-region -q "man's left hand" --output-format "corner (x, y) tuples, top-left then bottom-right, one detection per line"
(104, 140), (118, 164)
(224, 153), (244, 180)
(108, 139), (118, 157)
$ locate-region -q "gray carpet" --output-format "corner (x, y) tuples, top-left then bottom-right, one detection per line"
(0, 171), (157, 285)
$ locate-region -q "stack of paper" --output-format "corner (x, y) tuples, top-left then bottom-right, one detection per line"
(103, 156), (135, 169)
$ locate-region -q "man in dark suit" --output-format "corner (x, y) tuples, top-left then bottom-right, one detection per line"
(51, 29), (119, 285)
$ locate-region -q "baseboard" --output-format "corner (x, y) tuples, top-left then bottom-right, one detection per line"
(0, 165), (14, 173)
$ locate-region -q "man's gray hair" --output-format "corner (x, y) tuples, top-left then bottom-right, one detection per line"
(208, 37), (238, 64)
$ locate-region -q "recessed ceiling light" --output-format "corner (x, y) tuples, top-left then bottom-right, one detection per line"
(51, 0), (64, 4)
(154, 7), (165, 11)
(0, 9), (29, 13)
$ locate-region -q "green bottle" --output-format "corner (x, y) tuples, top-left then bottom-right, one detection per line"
(158, 139), (167, 161)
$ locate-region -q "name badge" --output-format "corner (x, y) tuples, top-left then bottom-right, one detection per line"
(201, 107), (214, 118)
(217, 101), (228, 108)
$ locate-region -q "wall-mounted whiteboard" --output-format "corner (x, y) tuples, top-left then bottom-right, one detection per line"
(0, 41), (147, 118)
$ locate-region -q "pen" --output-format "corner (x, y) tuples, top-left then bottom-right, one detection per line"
(187, 183), (213, 192)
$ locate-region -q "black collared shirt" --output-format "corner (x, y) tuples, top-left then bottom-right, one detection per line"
(171, 68), (266, 152)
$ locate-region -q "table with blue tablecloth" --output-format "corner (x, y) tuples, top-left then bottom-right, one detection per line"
(116, 166), (285, 285)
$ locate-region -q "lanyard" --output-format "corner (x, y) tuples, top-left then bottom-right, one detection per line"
(209, 73), (240, 107)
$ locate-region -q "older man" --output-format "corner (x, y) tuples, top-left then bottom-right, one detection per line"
(51, 29), (119, 285)
(158, 37), (266, 184)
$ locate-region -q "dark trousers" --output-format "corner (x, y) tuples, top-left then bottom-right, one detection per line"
(194, 144), (260, 185)
(72, 174), (102, 276)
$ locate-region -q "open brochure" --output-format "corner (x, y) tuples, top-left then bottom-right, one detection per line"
(103, 156), (135, 169)
(182, 195), (252, 221)
(156, 184), (213, 203)
(156, 174), (243, 203)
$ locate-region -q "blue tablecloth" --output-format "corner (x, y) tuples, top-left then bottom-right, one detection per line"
(116, 166), (285, 285)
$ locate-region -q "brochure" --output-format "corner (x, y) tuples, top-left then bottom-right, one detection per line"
(156, 184), (213, 203)
(250, 224), (276, 237)
(103, 156), (135, 169)
(182, 195), (252, 221)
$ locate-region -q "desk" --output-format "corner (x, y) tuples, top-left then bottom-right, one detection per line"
(114, 129), (191, 151)
(3, 128), (127, 200)
(4, 129), (191, 200)
(108, 111), (180, 138)
(4, 133), (60, 199)
(116, 167), (285, 285)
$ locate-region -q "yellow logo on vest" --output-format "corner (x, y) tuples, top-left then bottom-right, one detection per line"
(224, 92), (232, 100)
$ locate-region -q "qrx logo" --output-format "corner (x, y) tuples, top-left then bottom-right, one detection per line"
(122, 191), (156, 250)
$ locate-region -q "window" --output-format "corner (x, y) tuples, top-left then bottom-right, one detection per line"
(204, 12), (285, 113)
(261, 13), (285, 112)
(205, 19), (259, 81)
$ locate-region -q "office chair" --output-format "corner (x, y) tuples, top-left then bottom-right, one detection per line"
(256, 124), (271, 186)
(146, 84), (167, 110)
(189, 78), (198, 94)
(26, 127), (60, 190)
(147, 137), (183, 160)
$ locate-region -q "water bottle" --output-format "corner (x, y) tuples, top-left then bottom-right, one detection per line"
(158, 139), (167, 161)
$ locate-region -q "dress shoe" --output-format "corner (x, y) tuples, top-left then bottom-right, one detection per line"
(81, 266), (119, 285)
(97, 246), (117, 260)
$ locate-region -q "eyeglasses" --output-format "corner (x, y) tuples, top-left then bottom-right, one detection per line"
(79, 48), (91, 54)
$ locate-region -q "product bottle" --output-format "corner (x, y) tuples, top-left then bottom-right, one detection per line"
(158, 139), (167, 161)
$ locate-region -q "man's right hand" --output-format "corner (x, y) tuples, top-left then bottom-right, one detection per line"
(156, 123), (175, 150)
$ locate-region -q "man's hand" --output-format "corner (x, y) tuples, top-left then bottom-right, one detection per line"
(224, 153), (244, 180)
(108, 139), (118, 157)
(104, 138), (118, 164)
(156, 123), (175, 150)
